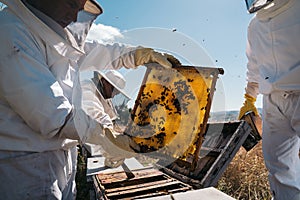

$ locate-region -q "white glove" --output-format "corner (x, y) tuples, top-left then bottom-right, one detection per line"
(59, 78), (139, 167)
(61, 115), (139, 168)
(102, 128), (140, 168)
(135, 48), (181, 69)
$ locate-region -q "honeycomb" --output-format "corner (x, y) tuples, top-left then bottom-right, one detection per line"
(126, 65), (222, 161)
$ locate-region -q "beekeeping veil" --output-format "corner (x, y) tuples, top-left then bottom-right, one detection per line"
(245, 0), (274, 13)
(67, 0), (103, 50)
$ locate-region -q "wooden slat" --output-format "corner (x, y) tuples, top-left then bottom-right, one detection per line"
(105, 178), (175, 193)
(106, 180), (186, 198)
(98, 168), (163, 185)
(99, 174), (169, 191)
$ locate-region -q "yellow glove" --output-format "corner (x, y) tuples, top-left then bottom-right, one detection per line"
(238, 94), (259, 120)
(135, 48), (181, 69)
(103, 128), (140, 168)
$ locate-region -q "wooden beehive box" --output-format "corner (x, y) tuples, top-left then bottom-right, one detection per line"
(160, 120), (252, 188)
(91, 65), (256, 199)
(92, 121), (252, 199)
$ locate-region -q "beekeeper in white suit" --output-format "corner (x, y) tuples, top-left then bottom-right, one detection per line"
(0, 0), (180, 199)
(238, 0), (300, 199)
(81, 70), (134, 167)
(89, 70), (130, 128)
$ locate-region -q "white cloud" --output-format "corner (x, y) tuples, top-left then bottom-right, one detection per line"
(87, 23), (123, 44)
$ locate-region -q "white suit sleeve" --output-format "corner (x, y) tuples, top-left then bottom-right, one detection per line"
(245, 26), (260, 98)
(60, 79), (113, 145)
(79, 41), (138, 71)
(58, 79), (115, 143)
(0, 24), (72, 138)
(80, 80), (113, 128)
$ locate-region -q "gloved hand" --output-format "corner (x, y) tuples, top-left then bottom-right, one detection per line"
(238, 93), (259, 120)
(103, 128), (140, 168)
(135, 48), (181, 69)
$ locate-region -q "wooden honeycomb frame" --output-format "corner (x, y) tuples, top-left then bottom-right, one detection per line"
(125, 64), (224, 169)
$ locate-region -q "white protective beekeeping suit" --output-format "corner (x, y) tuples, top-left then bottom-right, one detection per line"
(80, 70), (129, 157)
(0, 0), (139, 199)
(0, 0), (139, 153)
(0, 0), (180, 198)
(243, 0), (300, 199)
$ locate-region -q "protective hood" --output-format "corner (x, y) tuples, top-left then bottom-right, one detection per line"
(94, 70), (131, 100)
(67, 1), (103, 50)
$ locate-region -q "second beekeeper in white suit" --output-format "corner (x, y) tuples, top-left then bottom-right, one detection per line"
(81, 70), (135, 167)
(239, 0), (300, 199)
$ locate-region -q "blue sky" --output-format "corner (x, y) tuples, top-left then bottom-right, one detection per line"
(89, 0), (261, 112)
(0, 1), (261, 111)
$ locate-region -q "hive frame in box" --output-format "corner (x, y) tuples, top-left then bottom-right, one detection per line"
(93, 167), (192, 200)
(125, 64), (224, 171)
(90, 65), (256, 199)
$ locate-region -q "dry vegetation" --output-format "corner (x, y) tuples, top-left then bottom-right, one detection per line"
(217, 142), (272, 200)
